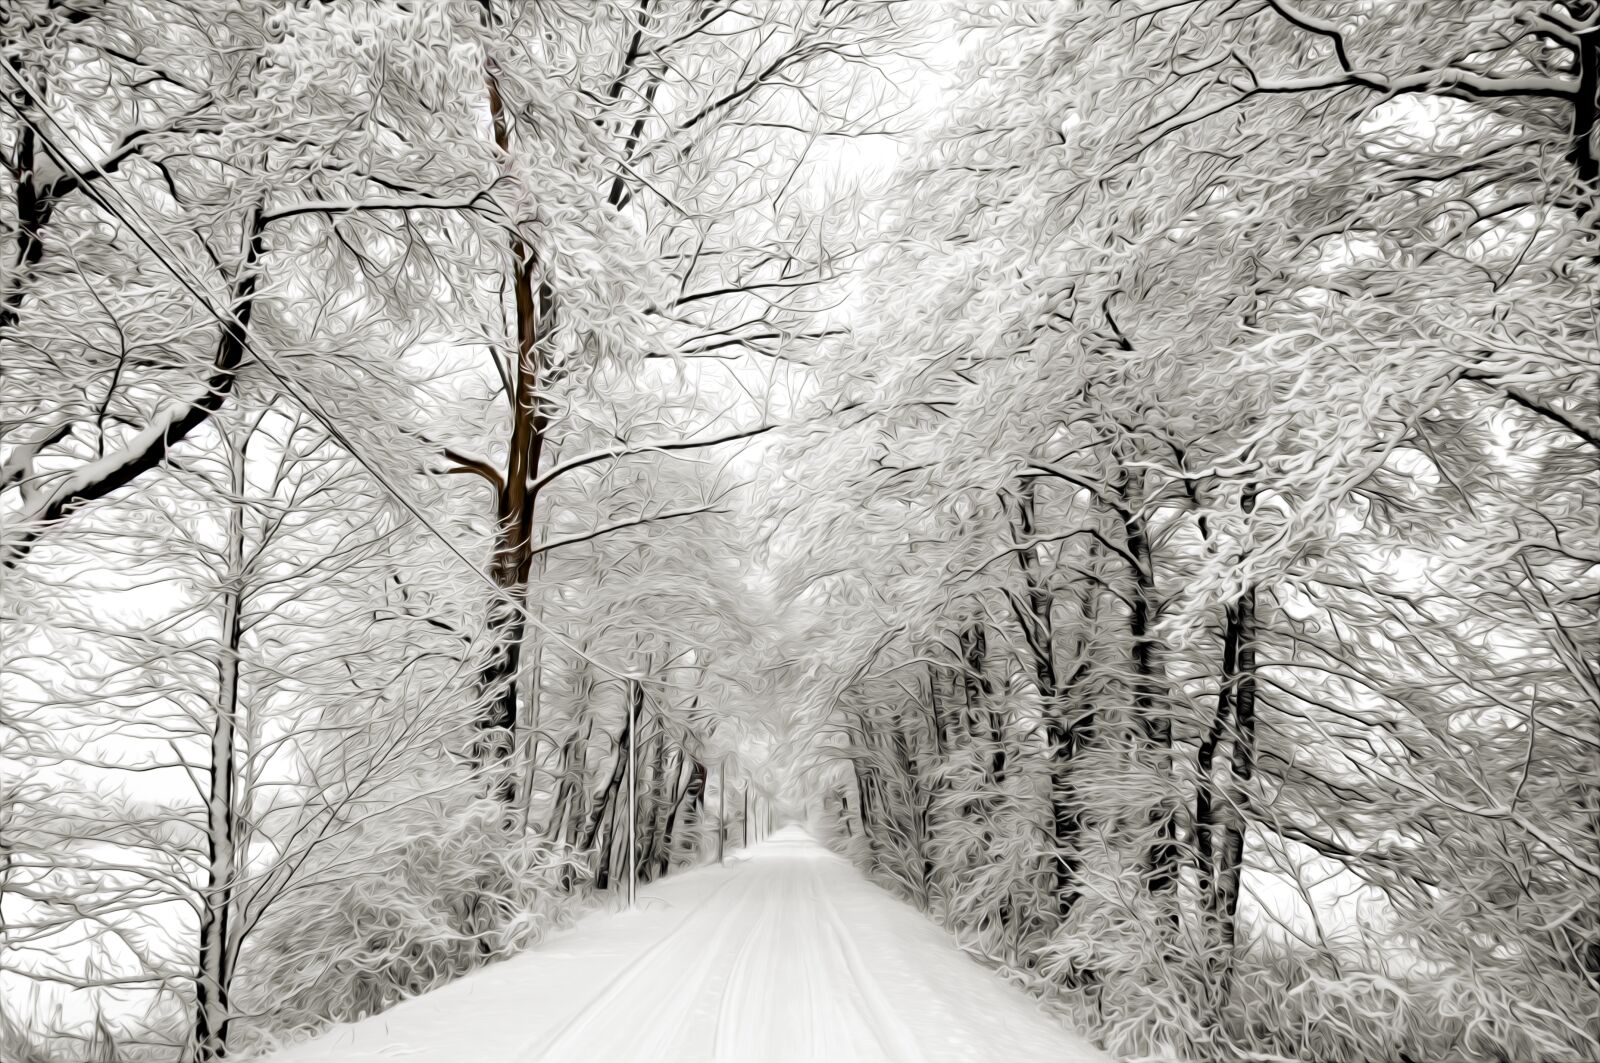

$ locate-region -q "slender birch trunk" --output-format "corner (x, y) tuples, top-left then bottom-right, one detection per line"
(190, 427), (248, 1063)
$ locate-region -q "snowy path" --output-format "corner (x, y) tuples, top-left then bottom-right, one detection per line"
(261, 827), (1112, 1063)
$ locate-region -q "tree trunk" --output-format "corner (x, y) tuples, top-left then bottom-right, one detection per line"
(190, 434), (248, 1063)
(1047, 585), (1101, 923)
(1007, 479), (1101, 925)
(594, 795), (618, 891)
(580, 696), (637, 855)
(1006, 479), (1062, 787)
(926, 661), (950, 755)
(547, 726), (582, 846)
(658, 759), (704, 877)
(639, 731), (672, 882)
(472, 53), (557, 809)
(517, 543), (553, 833)
(550, 659), (596, 845)
(1570, 20), (1598, 215)
(888, 712), (932, 902)
(1121, 480), (1178, 919)
(918, 663), (948, 891)
(1194, 598), (1241, 917)
(721, 765), (732, 859)
(624, 680), (640, 907)
(956, 620), (992, 750)
(1214, 580), (1258, 997)
(1, 97), (51, 336)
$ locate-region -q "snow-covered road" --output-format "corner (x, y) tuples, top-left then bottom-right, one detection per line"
(262, 827), (1112, 1062)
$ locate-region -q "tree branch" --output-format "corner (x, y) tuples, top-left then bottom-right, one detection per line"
(261, 191), (492, 225)
(440, 446), (506, 493)
(1459, 371), (1600, 453)
(530, 504), (725, 557)
(1, 205), (267, 567)
(528, 421), (778, 496)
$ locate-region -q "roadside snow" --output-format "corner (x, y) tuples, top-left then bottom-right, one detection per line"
(258, 827), (1113, 1062)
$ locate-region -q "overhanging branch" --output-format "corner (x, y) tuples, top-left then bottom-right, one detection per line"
(528, 421), (779, 496)
(530, 504), (726, 557)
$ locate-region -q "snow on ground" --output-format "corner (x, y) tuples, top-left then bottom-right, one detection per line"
(258, 826), (1113, 1062)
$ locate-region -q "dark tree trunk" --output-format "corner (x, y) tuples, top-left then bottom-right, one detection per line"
(956, 621), (1008, 806)
(717, 761), (728, 864)
(918, 662), (949, 890)
(1006, 479), (1102, 927)
(957, 621), (991, 742)
(639, 733), (672, 881)
(887, 712), (932, 902)
(1571, 18), (1598, 213)
(471, 57), (558, 809)
(191, 440), (248, 1063)
(1006, 479), (1058, 790)
(2, 117), (52, 336)
(1194, 599), (1241, 916)
(1038, 536), (1101, 926)
(850, 755), (870, 846)
(547, 726), (583, 845)
(926, 661), (950, 755)
(594, 797), (618, 891)
(580, 686), (640, 857)
(658, 759), (705, 877)
(1125, 506), (1179, 917)
(1214, 580), (1258, 998)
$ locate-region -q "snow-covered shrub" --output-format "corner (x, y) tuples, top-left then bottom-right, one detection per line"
(922, 754), (1051, 963)
(0, 1008), (71, 1063)
(1037, 834), (1207, 1063)
(0, 1005), (128, 1063)
(233, 799), (587, 1048)
(1216, 941), (1596, 1063)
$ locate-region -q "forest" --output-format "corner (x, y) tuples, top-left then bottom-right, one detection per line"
(1, 2), (1597, 1061)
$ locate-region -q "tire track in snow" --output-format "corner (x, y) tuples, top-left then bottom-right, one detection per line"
(709, 841), (922, 1063)
(804, 854), (924, 1063)
(518, 863), (754, 1062)
(709, 861), (792, 1061)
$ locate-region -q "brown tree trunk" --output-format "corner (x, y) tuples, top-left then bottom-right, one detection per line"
(471, 54), (557, 809)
